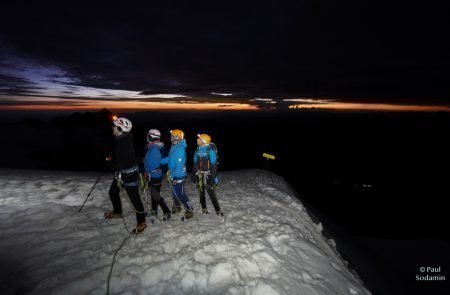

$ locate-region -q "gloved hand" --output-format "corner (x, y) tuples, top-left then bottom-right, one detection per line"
(138, 161), (146, 173)
(208, 174), (219, 186)
(191, 174), (198, 184)
(105, 156), (113, 169)
(114, 171), (121, 181)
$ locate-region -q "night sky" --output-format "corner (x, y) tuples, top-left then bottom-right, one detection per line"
(1, 1), (449, 112)
(1, 3), (450, 293)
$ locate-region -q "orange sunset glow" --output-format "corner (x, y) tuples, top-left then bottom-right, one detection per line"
(288, 102), (450, 112)
(1, 96), (449, 112)
(0, 98), (259, 111)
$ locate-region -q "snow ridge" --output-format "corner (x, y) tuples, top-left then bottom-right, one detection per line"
(0, 169), (370, 295)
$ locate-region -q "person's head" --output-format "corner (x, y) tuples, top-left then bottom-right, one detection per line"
(147, 129), (161, 143)
(170, 129), (184, 144)
(112, 117), (132, 136)
(197, 133), (211, 146)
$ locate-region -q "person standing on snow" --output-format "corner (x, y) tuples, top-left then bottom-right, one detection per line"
(191, 133), (223, 216)
(144, 128), (171, 221)
(105, 117), (147, 234)
(161, 129), (194, 220)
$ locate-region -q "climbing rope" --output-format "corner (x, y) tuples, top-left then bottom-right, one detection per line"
(106, 235), (132, 295)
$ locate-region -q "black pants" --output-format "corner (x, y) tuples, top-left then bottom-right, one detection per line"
(198, 174), (220, 211)
(149, 177), (170, 214)
(109, 176), (146, 224)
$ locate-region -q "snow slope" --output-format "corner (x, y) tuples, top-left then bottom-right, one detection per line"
(0, 169), (370, 295)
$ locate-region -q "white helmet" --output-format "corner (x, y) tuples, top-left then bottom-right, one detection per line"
(113, 117), (132, 133)
(147, 129), (161, 142)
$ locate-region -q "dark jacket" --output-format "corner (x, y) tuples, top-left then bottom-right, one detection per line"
(114, 132), (137, 171)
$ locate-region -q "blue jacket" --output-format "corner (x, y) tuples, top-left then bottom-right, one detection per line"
(193, 145), (217, 166)
(144, 141), (164, 179)
(161, 140), (187, 179)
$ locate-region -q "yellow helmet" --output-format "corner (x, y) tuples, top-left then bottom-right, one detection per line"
(170, 129), (184, 140)
(197, 133), (211, 144)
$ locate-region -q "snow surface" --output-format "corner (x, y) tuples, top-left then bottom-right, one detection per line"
(0, 169), (370, 295)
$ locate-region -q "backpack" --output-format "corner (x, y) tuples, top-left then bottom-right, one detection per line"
(207, 142), (218, 165)
(196, 142), (219, 171)
(206, 143), (220, 185)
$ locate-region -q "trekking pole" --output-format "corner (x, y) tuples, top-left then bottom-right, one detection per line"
(78, 161), (108, 212)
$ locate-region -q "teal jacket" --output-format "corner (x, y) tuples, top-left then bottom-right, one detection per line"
(161, 140), (187, 179)
(194, 145), (217, 170)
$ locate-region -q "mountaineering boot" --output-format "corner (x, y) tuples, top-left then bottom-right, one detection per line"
(171, 206), (182, 214)
(216, 210), (224, 216)
(132, 222), (147, 234)
(162, 212), (171, 221)
(202, 208), (209, 214)
(104, 211), (123, 219)
(184, 210), (194, 220)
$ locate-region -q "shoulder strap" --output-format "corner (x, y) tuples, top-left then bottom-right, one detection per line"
(209, 142), (218, 150)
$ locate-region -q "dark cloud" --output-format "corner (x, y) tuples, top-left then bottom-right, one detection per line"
(0, 75), (41, 96)
(0, 74), (28, 86)
(1, 1), (450, 106)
